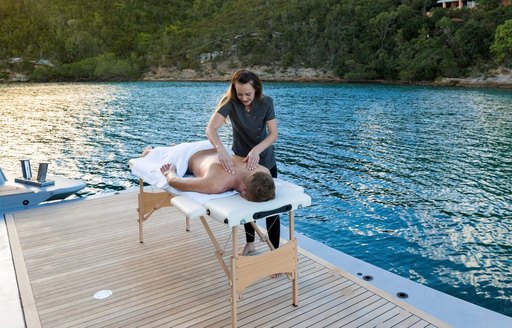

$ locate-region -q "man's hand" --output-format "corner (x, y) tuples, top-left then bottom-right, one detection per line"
(160, 163), (176, 177)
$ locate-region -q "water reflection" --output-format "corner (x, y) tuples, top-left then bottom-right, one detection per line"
(2, 84), (123, 186)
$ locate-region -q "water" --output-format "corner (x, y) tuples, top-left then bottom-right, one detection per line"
(1, 82), (511, 317)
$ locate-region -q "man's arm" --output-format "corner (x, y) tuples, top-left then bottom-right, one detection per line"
(160, 163), (230, 194)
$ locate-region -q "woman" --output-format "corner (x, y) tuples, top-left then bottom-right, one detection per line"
(206, 69), (279, 255)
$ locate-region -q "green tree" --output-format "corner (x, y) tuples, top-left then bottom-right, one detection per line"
(491, 19), (512, 66)
(475, 0), (501, 10)
(398, 28), (458, 80)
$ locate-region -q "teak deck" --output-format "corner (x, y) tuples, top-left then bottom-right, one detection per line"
(5, 190), (449, 327)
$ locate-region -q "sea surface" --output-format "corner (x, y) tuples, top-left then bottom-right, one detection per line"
(1, 82), (511, 317)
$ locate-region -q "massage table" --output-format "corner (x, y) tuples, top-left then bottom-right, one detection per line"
(129, 143), (311, 327)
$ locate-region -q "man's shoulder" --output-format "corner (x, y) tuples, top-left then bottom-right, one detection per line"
(206, 162), (231, 177)
(205, 164), (236, 192)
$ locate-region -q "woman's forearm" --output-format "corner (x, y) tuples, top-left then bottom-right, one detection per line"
(206, 127), (225, 151)
(253, 119), (278, 154)
(205, 113), (228, 152)
(253, 133), (277, 154)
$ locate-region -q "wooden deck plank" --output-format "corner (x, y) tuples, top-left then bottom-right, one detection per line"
(409, 320), (431, 328)
(332, 299), (396, 327)
(170, 267), (322, 328)
(398, 315), (424, 327)
(209, 273), (356, 327)
(65, 274), (230, 328)
(191, 261), (349, 327)
(380, 310), (415, 327)
(235, 284), (366, 327)
(33, 241), (219, 299)
(6, 190), (449, 328)
(278, 289), (374, 327)
(140, 259), (321, 327)
(39, 259), (227, 324)
(317, 295), (387, 327)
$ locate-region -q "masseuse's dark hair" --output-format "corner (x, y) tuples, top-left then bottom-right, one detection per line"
(216, 70), (263, 112)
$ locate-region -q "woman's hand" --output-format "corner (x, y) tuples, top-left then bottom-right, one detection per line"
(244, 149), (260, 170)
(218, 148), (235, 174)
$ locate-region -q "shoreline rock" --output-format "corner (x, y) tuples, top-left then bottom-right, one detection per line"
(435, 67), (512, 89)
(141, 64), (343, 82)
(2, 59), (512, 89)
(141, 65), (512, 89)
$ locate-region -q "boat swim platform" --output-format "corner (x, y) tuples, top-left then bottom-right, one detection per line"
(0, 189), (497, 328)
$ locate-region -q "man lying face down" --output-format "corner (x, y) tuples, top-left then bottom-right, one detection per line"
(157, 148), (275, 202)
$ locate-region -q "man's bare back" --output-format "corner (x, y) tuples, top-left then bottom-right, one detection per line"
(188, 149), (266, 175)
(160, 148), (271, 196)
(187, 149), (226, 177)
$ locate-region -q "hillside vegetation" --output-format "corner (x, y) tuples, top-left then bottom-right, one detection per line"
(1, 0), (511, 82)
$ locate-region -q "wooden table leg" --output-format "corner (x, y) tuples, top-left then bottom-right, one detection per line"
(231, 226), (238, 328)
(138, 180), (144, 243)
(289, 210), (298, 306)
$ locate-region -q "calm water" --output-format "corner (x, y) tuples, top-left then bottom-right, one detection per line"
(1, 82), (511, 316)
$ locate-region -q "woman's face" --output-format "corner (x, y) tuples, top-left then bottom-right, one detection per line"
(235, 81), (255, 107)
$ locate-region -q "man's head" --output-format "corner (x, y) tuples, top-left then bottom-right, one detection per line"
(243, 171), (275, 202)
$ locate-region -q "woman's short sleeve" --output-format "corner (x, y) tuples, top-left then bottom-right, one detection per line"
(263, 97), (276, 121)
(217, 102), (232, 118)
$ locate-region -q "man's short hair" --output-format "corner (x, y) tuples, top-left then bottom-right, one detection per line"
(244, 171), (275, 202)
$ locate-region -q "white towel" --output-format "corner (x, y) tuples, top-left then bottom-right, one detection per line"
(130, 140), (237, 204)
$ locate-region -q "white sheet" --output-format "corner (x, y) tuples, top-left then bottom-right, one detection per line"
(130, 140), (237, 204)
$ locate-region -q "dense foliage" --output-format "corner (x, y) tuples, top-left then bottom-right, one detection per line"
(1, 0), (511, 81)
